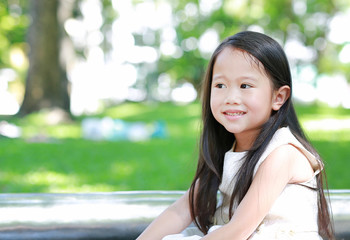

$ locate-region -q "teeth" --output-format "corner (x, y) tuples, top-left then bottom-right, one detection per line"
(226, 112), (244, 116)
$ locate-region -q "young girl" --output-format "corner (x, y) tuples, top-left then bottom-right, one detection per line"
(137, 31), (334, 240)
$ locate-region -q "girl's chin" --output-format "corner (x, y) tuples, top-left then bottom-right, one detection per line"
(224, 127), (243, 134)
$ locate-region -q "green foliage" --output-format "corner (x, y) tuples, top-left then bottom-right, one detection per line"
(0, 102), (349, 193)
(1, 0), (350, 111)
(132, 0), (350, 94)
(0, 0), (29, 68)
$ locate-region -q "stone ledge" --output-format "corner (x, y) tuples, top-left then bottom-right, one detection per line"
(0, 190), (348, 240)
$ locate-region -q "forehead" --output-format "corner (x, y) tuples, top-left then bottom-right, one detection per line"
(213, 47), (265, 74)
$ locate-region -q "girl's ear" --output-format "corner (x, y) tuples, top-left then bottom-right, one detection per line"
(272, 85), (290, 111)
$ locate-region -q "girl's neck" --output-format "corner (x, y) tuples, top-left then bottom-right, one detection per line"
(234, 141), (251, 152)
(233, 131), (258, 152)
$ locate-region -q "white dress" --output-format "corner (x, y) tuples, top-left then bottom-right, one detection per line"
(163, 127), (323, 240)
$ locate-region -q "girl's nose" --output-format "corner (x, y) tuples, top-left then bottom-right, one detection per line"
(224, 88), (241, 105)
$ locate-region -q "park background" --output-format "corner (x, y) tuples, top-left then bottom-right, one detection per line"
(0, 0), (349, 193)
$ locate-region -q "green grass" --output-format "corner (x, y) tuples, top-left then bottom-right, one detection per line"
(295, 103), (350, 189)
(0, 102), (200, 193)
(0, 102), (349, 193)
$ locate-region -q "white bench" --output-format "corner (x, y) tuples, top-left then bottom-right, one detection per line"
(0, 190), (349, 239)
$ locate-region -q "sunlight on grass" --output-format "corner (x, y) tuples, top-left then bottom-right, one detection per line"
(302, 117), (350, 130)
(20, 171), (81, 192)
(22, 171), (77, 186)
(301, 117), (350, 141)
(298, 111), (350, 189)
(21, 111), (50, 126)
(189, 118), (201, 132)
(104, 103), (152, 119)
(45, 125), (81, 139)
(14, 109), (81, 139)
(184, 103), (201, 117)
(1, 103), (349, 192)
(110, 162), (135, 178)
(20, 125), (81, 139)
(6, 170), (117, 193)
(50, 184), (116, 193)
(305, 129), (350, 142)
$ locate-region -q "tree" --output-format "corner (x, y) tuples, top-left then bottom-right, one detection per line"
(19, 0), (70, 116)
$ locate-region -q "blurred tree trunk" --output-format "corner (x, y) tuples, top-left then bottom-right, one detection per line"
(19, 0), (70, 116)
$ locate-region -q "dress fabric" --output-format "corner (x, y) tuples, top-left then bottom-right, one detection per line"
(163, 127), (323, 240)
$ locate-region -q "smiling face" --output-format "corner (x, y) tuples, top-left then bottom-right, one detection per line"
(210, 48), (278, 150)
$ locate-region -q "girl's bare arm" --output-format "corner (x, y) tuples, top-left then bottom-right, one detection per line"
(136, 189), (194, 240)
(202, 144), (314, 240)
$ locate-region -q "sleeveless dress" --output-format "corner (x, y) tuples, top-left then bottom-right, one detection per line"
(163, 127), (323, 240)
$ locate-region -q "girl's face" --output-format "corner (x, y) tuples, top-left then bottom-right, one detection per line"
(210, 48), (278, 145)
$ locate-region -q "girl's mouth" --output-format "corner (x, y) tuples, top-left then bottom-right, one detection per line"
(225, 111), (245, 116)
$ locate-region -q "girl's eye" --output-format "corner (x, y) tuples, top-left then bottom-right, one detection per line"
(215, 83), (226, 89)
(241, 84), (252, 89)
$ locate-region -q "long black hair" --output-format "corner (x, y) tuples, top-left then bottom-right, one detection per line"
(189, 31), (334, 239)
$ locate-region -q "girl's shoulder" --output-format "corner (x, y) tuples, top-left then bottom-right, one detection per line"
(263, 144), (315, 184)
(254, 127), (322, 181)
